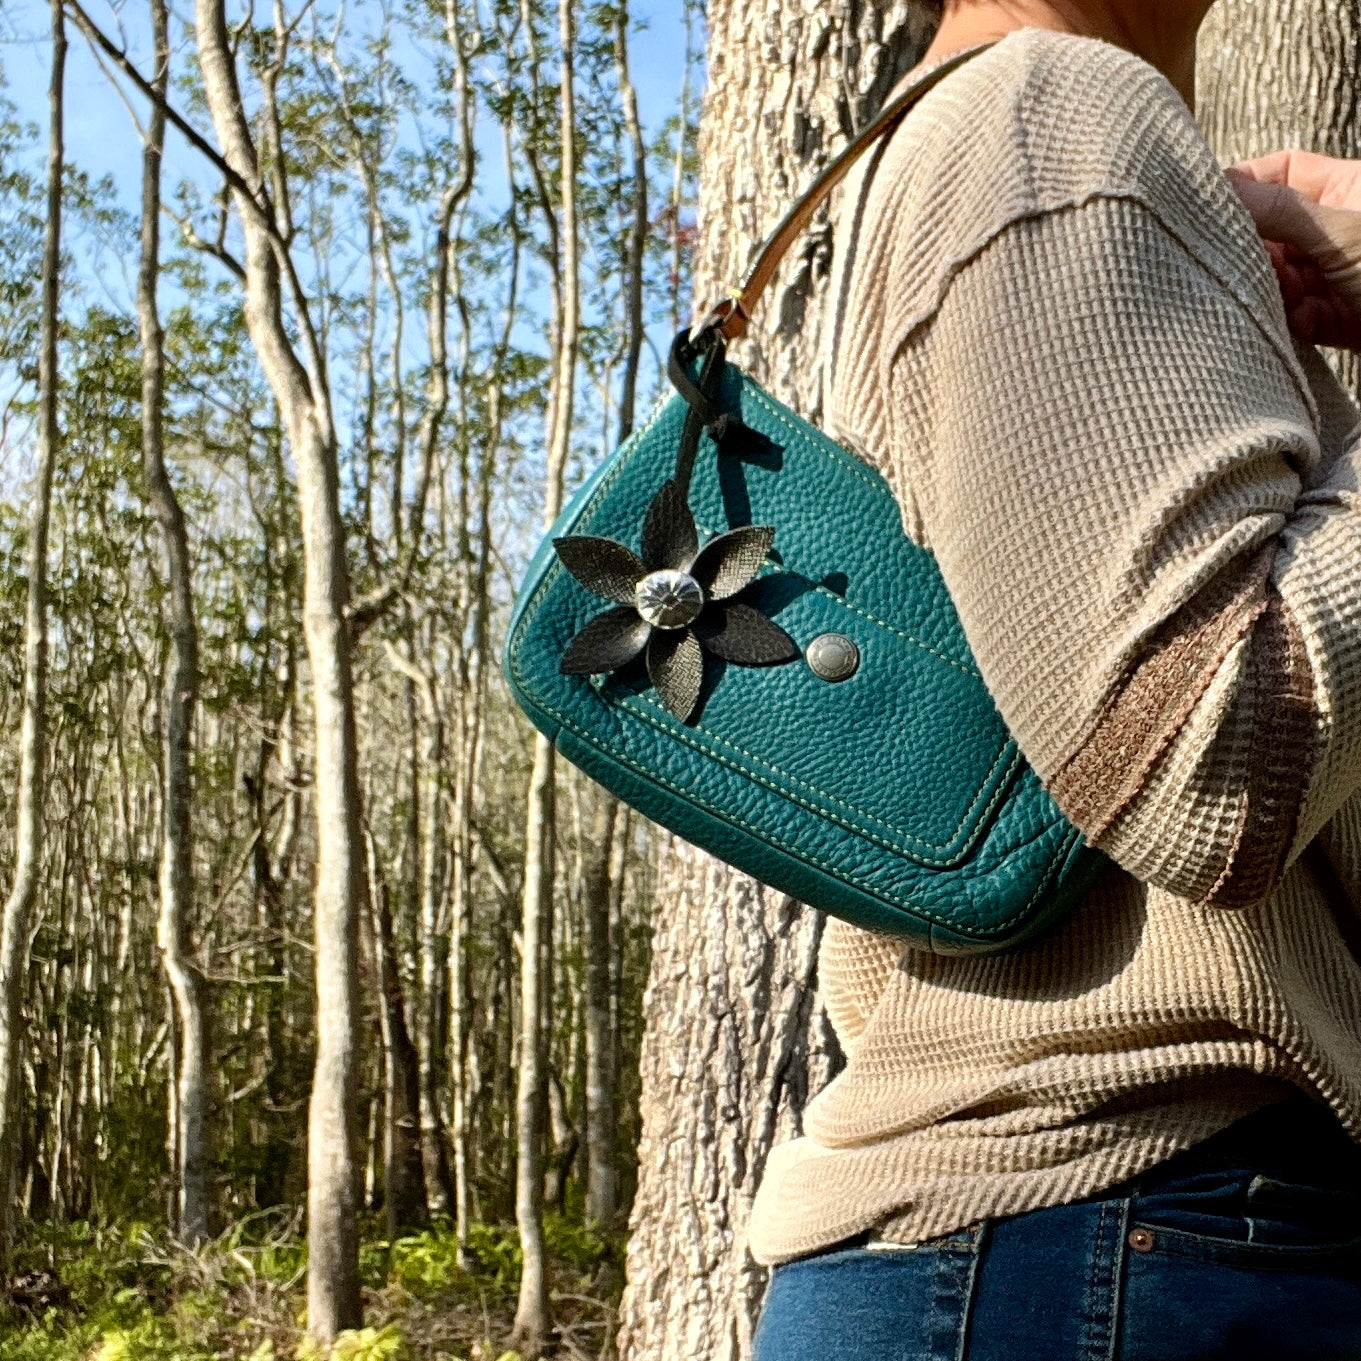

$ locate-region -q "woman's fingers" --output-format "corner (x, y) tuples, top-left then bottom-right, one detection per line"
(1227, 160), (1361, 350)
(1227, 172), (1339, 258)
(1287, 293), (1360, 349)
(1231, 149), (1361, 211)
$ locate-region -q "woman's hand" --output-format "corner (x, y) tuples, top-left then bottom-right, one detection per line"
(1228, 150), (1361, 350)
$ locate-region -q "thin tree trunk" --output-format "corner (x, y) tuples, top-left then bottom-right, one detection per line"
(376, 642), (450, 1222)
(367, 833), (428, 1237)
(582, 795), (617, 1225)
(668, 0), (697, 336)
(140, 0), (209, 1248)
(193, 0), (365, 1338)
(451, 120), (522, 1265)
(614, 0), (647, 446)
(447, 672), (475, 1257)
(607, 806), (629, 1178)
(617, 2), (932, 1356)
(165, 985), (180, 1227)
(397, 0), (477, 1233)
(0, 0), (63, 1263)
(365, 1049), (383, 1213)
(251, 657), (298, 1212)
(511, 730), (556, 1357)
(511, 0), (579, 1348)
(579, 0), (648, 1230)
(412, 662), (454, 1220)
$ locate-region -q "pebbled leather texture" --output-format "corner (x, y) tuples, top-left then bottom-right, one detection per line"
(504, 361), (1109, 954)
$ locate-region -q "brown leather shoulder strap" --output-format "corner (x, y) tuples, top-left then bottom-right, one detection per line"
(697, 42), (996, 342)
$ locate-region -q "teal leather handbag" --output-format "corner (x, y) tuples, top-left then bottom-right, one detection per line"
(504, 48), (1108, 953)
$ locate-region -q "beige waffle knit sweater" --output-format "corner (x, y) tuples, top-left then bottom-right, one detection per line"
(746, 28), (1361, 1267)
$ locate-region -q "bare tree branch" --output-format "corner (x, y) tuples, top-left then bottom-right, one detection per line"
(64, 0), (272, 220)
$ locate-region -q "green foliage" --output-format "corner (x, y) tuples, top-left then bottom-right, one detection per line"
(0, 0), (670, 1341)
(364, 1212), (619, 1300)
(0, 1212), (626, 1361)
(297, 1325), (407, 1361)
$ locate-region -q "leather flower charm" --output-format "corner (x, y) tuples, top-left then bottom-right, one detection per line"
(555, 479), (799, 722)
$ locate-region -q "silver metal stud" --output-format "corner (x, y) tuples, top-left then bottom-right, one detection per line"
(806, 632), (860, 682)
(634, 569), (704, 629)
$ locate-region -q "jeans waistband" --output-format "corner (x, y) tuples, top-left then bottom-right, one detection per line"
(1131, 1094), (1360, 1195)
(865, 1093), (1359, 1250)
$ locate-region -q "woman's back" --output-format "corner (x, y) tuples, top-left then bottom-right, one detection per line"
(749, 27), (1361, 1267)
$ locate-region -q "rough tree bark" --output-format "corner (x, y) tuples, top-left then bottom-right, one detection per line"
(193, 0), (366, 1339)
(1197, 2), (1361, 165)
(617, 6), (1361, 1359)
(0, 0), (63, 1265)
(667, 0), (699, 336)
(616, 3), (937, 1358)
(1197, 0), (1361, 397)
(511, 0), (578, 1343)
(140, 0), (210, 1248)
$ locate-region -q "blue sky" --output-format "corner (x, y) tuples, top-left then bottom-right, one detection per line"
(0, 0), (697, 314)
(0, 0), (701, 511)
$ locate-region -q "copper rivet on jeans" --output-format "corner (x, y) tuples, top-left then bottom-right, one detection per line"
(1128, 1228), (1155, 1254)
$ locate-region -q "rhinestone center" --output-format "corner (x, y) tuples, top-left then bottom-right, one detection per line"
(634, 569), (703, 629)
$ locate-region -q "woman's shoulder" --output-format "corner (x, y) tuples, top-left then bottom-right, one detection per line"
(854, 28), (1275, 344)
(903, 29), (1211, 207)
(826, 29), (1292, 489)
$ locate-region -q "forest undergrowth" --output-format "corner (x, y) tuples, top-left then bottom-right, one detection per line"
(0, 1213), (623, 1361)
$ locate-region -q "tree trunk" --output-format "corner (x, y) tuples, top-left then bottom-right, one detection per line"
(367, 837), (428, 1238)
(582, 796), (617, 1226)
(1197, 1), (1361, 396)
(511, 0), (580, 1350)
(614, 7), (1361, 1359)
(512, 734), (555, 1357)
(448, 655), (475, 1258)
(616, 3), (933, 1358)
(1197, 2), (1361, 163)
(0, 0), (63, 1264)
(614, 0), (647, 449)
(395, 651), (453, 1221)
(578, 0), (647, 1231)
(667, 0), (699, 336)
(416, 710), (454, 1222)
(140, 0), (210, 1249)
(452, 134), (522, 1260)
(193, 0), (365, 1339)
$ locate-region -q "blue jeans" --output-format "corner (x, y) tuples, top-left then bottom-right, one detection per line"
(752, 1095), (1361, 1360)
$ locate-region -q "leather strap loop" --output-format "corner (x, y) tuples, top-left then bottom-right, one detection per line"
(696, 43), (995, 343)
(668, 330), (727, 499)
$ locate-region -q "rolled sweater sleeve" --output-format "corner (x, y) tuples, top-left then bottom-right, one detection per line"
(891, 194), (1347, 907)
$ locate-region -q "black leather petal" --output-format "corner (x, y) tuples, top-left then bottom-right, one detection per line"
(559, 607), (653, 675)
(553, 535), (647, 606)
(689, 525), (776, 600)
(697, 601), (799, 665)
(646, 628), (703, 723)
(641, 478), (699, 572)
